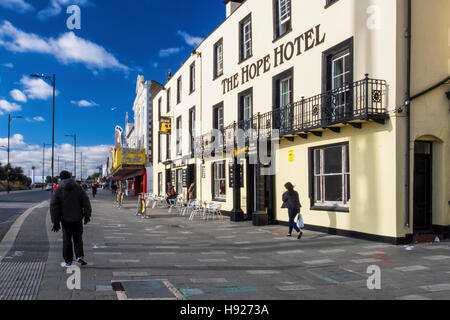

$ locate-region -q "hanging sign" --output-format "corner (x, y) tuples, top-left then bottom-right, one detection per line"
(160, 117), (172, 134)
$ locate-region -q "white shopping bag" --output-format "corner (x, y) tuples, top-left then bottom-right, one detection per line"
(297, 214), (304, 229)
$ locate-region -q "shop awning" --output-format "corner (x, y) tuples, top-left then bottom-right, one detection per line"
(111, 165), (144, 180)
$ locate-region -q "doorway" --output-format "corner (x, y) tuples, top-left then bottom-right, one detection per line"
(253, 164), (276, 224)
(413, 141), (432, 232)
(246, 163), (256, 220)
(187, 164), (196, 200)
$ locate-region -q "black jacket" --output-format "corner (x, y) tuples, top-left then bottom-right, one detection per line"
(50, 179), (92, 224)
(282, 191), (301, 211)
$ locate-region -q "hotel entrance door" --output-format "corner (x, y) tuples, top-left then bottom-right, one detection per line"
(413, 142), (432, 232)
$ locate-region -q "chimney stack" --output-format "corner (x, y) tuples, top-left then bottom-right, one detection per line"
(224, 0), (244, 18)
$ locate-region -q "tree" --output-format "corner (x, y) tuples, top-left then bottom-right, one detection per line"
(0, 163), (31, 187)
(0, 163), (6, 180)
(46, 176), (58, 184)
(88, 173), (100, 181)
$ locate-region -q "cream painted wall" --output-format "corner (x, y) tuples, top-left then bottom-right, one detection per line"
(150, 0), (449, 238)
(275, 121), (398, 237)
(409, 0), (450, 228)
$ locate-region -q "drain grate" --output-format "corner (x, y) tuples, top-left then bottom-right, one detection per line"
(0, 260), (46, 300)
(111, 279), (184, 300)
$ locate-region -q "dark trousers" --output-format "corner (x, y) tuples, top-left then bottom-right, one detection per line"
(288, 208), (300, 234)
(62, 221), (84, 263)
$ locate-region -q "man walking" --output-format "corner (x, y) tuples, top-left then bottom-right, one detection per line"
(50, 170), (92, 267)
(92, 183), (97, 198)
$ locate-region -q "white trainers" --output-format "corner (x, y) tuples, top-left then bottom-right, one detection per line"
(60, 262), (72, 268)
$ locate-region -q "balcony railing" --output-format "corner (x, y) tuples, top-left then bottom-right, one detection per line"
(195, 76), (388, 156)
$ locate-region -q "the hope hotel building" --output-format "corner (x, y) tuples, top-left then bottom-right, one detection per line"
(152, 0), (450, 244)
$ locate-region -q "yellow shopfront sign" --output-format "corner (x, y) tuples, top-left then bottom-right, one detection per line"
(111, 148), (146, 173)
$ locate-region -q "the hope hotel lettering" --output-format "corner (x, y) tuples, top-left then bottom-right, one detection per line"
(222, 24), (326, 95)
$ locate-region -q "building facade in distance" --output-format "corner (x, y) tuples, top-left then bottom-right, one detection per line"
(152, 0), (450, 243)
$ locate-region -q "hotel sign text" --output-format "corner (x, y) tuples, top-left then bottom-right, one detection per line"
(221, 24), (326, 95)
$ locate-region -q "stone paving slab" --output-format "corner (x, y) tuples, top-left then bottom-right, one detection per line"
(0, 189), (446, 300)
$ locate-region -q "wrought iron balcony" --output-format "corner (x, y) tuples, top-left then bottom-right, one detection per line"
(270, 75), (388, 137)
(195, 75), (388, 155)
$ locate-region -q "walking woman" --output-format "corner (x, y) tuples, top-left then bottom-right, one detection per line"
(281, 182), (303, 239)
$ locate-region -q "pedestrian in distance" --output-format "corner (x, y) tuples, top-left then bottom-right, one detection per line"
(188, 182), (195, 200)
(92, 184), (97, 198)
(166, 182), (177, 204)
(281, 182), (303, 239)
(50, 170), (92, 268)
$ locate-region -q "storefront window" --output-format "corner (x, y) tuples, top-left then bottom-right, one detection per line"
(312, 143), (350, 208)
(212, 161), (226, 200)
(176, 169), (183, 196)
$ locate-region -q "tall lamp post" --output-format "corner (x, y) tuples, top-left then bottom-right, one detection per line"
(31, 73), (55, 190)
(7, 114), (24, 193)
(65, 134), (76, 180)
(42, 143), (51, 188)
(77, 152), (83, 182)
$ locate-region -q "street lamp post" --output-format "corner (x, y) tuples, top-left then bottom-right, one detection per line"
(7, 114), (24, 193)
(65, 134), (76, 180)
(77, 152), (83, 182)
(42, 143), (51, 188)
(31, 73), (55, 190)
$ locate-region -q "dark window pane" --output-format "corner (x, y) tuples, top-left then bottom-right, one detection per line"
(324, 146), (342, 174)
(324, 175), (342, 202)
(314, 149), (320, 175)
(314, 176), (321, 202)
(345, 173), (350, 201)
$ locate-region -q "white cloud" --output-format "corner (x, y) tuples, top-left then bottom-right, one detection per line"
(159, 47), (184, 58)
(38, 0), (90, 20)
(177, 30), (203, 47)
(33, 116), (45, 122)
(20, 76), (55, 100)
(10, 89), (27, 102)
(0, 99), (22, 113)
(0, 21), (129, 73)
(0, 134), (26, 148)
(0, 136), (111, 179)
(71, 99), (99, 107)
(2, 63), (14, 68)
(0, 0), (34, 13)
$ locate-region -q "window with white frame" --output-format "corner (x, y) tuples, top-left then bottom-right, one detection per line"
(189, 107), (195, 155)
(312, 144), (350, 208)
(274, 0), (291, 39)
(280, 76), (292, 132)
(214, 39), (223, 78)
(166, 88), (171, 112)
(331, 49), (351, 118)
(190, 62), (196, 93)
(177, 76), (182, 104)
(176, 116), (182, 156)
(212, 161), (226, 200)
(238, 88), (253, 131)
(240, 15), (252, 61)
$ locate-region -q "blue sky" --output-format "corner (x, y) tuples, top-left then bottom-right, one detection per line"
(0, 0), (225, 177)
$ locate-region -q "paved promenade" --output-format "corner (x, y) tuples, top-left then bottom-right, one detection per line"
(0, 189), (449, 300)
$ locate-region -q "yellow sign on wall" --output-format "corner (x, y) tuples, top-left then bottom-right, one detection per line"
(160, 117), (171, 134)
(288, 150), (294, 162)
